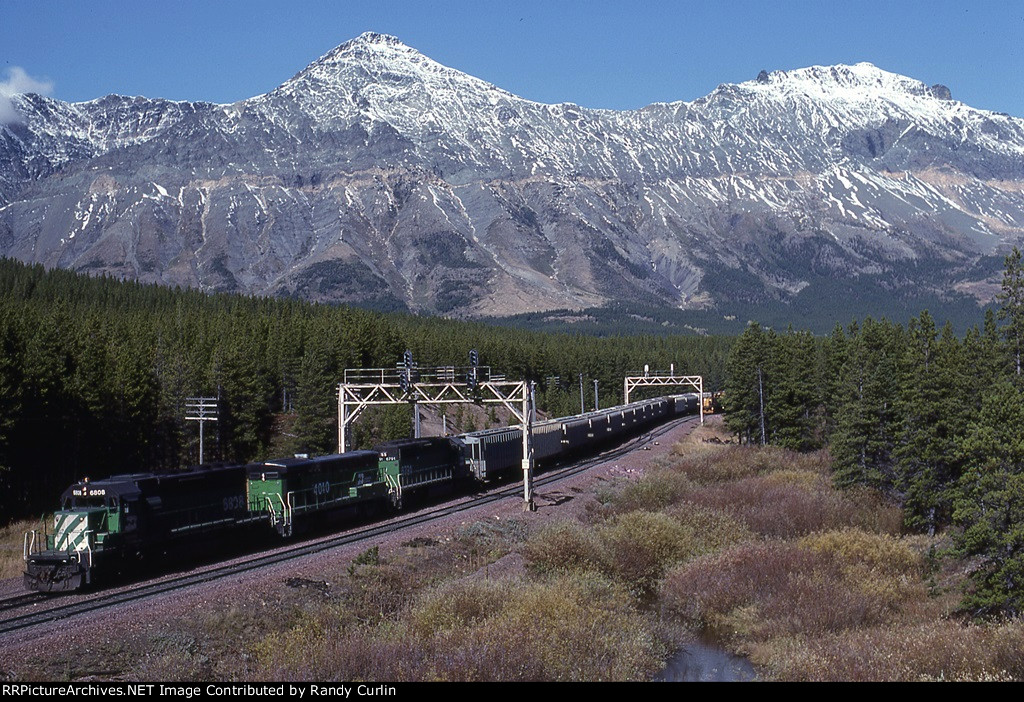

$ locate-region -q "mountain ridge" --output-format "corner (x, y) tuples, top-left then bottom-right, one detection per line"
(1, 34), (1022, 327)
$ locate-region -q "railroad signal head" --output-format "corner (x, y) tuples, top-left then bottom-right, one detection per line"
(403, 349), (413, 368)
(469, 349), (479, 367)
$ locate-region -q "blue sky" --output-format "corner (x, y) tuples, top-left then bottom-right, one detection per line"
(2, 0), (1022, 115)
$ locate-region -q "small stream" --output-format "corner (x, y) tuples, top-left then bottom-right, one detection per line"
(654, 640), (758, 682)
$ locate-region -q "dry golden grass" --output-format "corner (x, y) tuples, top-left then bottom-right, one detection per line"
(754, 620), (1024, 681)
(0, 517), (45, 580)
(255, 572), (664, 681)
(799, 528), (920, 574)
(672, 444), (831, 485)
(675, 414), (733, 446)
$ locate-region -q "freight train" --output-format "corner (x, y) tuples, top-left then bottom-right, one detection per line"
(23, 394), (699, 592)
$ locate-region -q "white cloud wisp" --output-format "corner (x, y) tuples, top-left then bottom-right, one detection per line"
(0, 67), (54, 124)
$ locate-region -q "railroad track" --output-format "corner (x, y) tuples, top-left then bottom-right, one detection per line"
(0, 593), (47, 614)
(0, 415), (696, 637)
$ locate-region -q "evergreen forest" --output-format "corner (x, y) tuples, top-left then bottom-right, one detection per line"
(0, 258), (730, 518)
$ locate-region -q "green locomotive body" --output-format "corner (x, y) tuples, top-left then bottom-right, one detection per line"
(376, 437), (467, 509)
(246, 451), (384, 536)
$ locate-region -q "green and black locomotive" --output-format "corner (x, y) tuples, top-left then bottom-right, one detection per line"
(24, 464), (256, 591)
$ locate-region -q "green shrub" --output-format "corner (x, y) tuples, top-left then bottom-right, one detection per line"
(409, 579), (512, 638)
(595, 511), (694, 596)
(613, 469), (693, 512)
(665, 502), (753, 553)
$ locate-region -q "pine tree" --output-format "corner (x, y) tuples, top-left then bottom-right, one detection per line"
(724, 322), (772, 444)
(769, 328), (822, 451)
(997, 247), (1024, 378)
(953, 381), (1024, 616)
(0, 306), (25, 502)
(831, 318), (903, 492)
(962, 309), (1004, 415)
(819, 323), (849, 438)
(294, 338), (337, 455)
(895, 313), (963, 534)
(951, 250), (1024, 615)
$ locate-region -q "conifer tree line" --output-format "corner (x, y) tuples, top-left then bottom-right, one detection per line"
(0, 258), (731, 518)
(723, 248), (1024, 616)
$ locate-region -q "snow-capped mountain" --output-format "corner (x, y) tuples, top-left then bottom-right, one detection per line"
(2, 32), (1022, 321)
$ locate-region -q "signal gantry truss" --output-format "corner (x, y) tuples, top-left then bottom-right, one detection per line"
(623, 370), (704, 425)
(337, 366), (537, 510)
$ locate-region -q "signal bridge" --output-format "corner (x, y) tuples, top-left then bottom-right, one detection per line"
(623, 365), (704, 425)
(338, 355), (537, 510)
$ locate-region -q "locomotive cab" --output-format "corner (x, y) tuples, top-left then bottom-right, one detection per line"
(24, 478), (140, 592)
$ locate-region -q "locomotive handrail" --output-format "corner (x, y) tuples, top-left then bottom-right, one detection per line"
(84, 531), (93, 568)
(264, 496), (279, 524)
(22, 530), (37, 561)
(384, 472), (402, 504)
(262, 493), (288, 530)
(72, 531), (94, 569)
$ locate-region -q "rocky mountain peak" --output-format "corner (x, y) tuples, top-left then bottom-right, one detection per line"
(310, 31), (419, 66)
(285, 31), (474, 90)
(271, 33), (505, 107)
(1, 37), (1022, 326)
(350, 31), (405, 46)
(748, 62), (937, 98)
